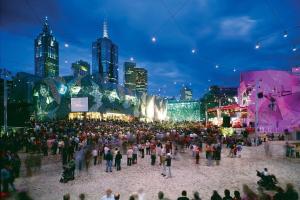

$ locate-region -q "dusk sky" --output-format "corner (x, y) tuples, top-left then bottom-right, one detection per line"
(1, 0), (300, 99)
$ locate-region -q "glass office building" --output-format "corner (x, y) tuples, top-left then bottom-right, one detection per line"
(92, 20), (118, 84)
(34, 17), (59, 78)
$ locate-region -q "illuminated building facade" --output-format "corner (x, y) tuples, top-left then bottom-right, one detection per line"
(124, 61), (148, 95)
(124, 61), (136, 91)
(34, 17), (59, 78)
(33, 76), (163, 121)
(167, 100), (200, 122)
(135, 67), (148, 95)
(238, 69), (300, 133)
(92, 20), (118, 84)
(72, 60), (90, 78)
(180, 86), (192, 100)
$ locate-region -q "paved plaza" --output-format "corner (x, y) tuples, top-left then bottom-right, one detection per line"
(14, 142), (300, 200)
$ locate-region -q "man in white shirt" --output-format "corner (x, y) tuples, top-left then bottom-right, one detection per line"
(100, 189), (115, 200)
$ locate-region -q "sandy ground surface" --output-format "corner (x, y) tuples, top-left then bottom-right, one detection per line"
(11, 141), (300, 200)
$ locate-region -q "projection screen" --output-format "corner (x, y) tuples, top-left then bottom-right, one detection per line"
(71, 97), (88, 112)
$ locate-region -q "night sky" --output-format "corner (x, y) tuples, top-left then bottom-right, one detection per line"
(1, 0), (300, 99)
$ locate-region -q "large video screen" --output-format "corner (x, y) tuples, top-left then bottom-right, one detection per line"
(71, 97), (88, 112)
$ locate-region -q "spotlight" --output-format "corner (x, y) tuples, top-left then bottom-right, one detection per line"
(130, 57), (134, 61)
(283, 31), (288, 38)
(215, 65), (219, 69)
(292, 47), (297, 52)
(233, 68), (237, 72)
(64, 43), (69, 48)
(151, 37), (156, 42)
(191, 49), (196, 54)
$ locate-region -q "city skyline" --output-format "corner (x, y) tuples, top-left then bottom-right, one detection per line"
(1, 0), (300, 98)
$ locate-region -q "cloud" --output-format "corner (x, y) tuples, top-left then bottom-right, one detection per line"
(219, 16), (256, 39)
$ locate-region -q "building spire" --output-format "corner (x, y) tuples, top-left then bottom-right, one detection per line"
(103, 19), (108, 38)
(43, 16), (50, 33)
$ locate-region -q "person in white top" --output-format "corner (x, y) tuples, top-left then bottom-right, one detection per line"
(127, 147), (133, 166)
(104, 146), (110, 156)
(92, 148), (98, 165)
(100, 189), (115, 200)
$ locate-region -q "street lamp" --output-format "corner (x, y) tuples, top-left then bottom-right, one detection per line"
(0, 68), (12, 135)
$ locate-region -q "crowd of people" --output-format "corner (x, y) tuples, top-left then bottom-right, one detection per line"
(0, 119), (297, 199)
(64, 182), (298, 200)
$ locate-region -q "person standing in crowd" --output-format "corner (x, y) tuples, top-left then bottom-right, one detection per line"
(127, 146), (133, 166)
(146, 140), (151, 155)
(233, 191), (241, 200)
(242, 184), (258, 200)
(177, 190), (190, 200)
(173, 145), (179, 160)
(79, 193), (85, 200)
(115, 151), (122, 171)
(192, 191), (201, 200)
(63, 193), (70, 200)
(101, 189), (115, 200)
(132, 144), (138, 164)
(211, 190), (222, 200)
(151, 148), (156, 165)
(195, 147), (200, 164)
(215, 143), (221, 166)
(105, 150), (113, 173)
(161, 152), (167, 177)
(157, 143), (162, 165)
(223, 189), (233, 200)
(206, 144), (213, 166)
(158, 191), (165, 200)
(236, 143), (242, 158)
(166, 153), (172, 178)
(92, 147), (98, 166)
(141, 143), (145, 158)
(114, 193), (120, 200)
(98, 146), (103, 165)
(85, 149), (92, 172)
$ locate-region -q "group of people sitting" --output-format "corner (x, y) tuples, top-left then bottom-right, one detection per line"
(58, 183), (298, 200)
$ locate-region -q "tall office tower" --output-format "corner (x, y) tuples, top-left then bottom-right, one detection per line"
(34, 17), (59, 78)
(124, 61), (136, 91)
(180, 86), (193, 100)
(92, 20), (118, 83)
(135, 67), (148, 95)
(72, 60), (90, 78)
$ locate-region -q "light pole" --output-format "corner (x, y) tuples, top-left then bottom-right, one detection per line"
(254, 79), (261, 146)
(0, 68), (12, 135)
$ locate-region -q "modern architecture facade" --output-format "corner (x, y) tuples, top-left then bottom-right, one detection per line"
(167, 100), (200, 122)
(72, 60), (90, 78)
(238, 69), (300, 133)
(92, 20), (118, 83)
(180, 86), (192, 100)
(34, 17), (59, 78)
(124, 61), (136, 91)
(135, 67), (148, 95)
(124, 61), (148, 95)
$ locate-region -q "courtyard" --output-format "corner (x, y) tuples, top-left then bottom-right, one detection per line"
(13, 141), (300, 200)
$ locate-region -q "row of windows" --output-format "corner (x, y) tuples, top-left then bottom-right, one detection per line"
(35, 47), (57, 59)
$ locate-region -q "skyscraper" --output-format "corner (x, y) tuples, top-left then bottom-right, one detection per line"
(92, 20), (118, 83)
(135, 67), (148, 95)
(72, 60), (90, 78)
(180, 86), (193, 100)
(34, 17), (59, 78)
(124, 61), (148, 95)
(124, 61), (136, 91)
